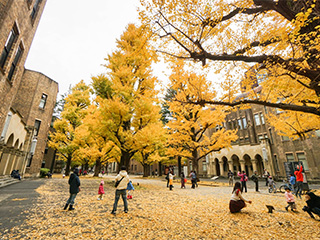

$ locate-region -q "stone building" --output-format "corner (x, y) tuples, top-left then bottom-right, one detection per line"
(197, 99), (320, 181)
(0, 0), (58, 177)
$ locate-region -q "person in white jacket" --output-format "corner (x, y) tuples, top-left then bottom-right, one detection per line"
(111, 166), (130, 215)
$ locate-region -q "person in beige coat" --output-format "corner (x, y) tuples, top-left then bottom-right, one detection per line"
(111, 166), (130, 215)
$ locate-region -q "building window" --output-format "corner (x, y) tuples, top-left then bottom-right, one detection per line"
(0, 25), (19, 69)
(258, 135), (264, 142)
(264, 134), (268, 139)
(260, 113), (265, 124)
(131, 164), (133, 171)
(315, 130), (320, 137)
(44, 147), (48, 154)
(245, 136), (250, 142)
(254, 113), (261, 126)
(238, 119), (242, 130)
(39, 93), (47, 109)
(134, 165), (137, 171)
(286, 153), (294, 162)
(30, 0), (42, 21)
(281, 135), (290, 141)
(7, 44), (23, 81)
(202, 161), (207, 171)
(297, 152), (309, 171)
(268, 129), (274, 144)
(242, 117), (247, 129)
(34, 120), (41, 136)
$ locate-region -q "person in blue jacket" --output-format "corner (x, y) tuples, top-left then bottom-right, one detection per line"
(64, 168), (81, 211)
(289, 174), (296, 194)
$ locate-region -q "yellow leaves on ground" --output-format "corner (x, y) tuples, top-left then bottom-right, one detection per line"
(11, 198), (28, 201)
(3, 177), (320, 240)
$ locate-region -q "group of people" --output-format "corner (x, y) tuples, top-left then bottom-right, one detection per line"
(64, 166), (134, 215)
(165, 170), (199, 190)
(63, 165), (320, 219)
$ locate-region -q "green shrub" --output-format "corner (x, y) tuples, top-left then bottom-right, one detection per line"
(40, 168), (50, 178)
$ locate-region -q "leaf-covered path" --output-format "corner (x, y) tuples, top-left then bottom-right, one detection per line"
(2, 176), (320, 239)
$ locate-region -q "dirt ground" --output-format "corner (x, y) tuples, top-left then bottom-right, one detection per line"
(2, 175), (320, 240)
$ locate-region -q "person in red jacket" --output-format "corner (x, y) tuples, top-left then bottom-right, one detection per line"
(294, 163), (303, 199)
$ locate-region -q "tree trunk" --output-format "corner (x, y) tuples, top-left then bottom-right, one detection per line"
(65, 156), (72, 176)
(94, 158), (101, 177)
(192, 150), (199, 174)
(143, 164), (151, 177)
(158, 162), (162, 176)
(178, 156), (182, 177)
(119, 150), (131, 173)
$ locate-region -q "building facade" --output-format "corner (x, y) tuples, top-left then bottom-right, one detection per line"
(0, 0), (58, 177)
(198, 105), (320, 181)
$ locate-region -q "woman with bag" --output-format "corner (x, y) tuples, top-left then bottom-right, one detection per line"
(238, 171), (248, 193)
(111, 166), (130, 215)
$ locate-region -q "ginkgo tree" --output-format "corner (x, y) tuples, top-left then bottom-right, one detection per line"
(48, 81), (91, 175)
(91, 24), (161, 171)
(73, 103), (120, 176)
(166, 60), (238, 173)
(139, 0), (320, 138)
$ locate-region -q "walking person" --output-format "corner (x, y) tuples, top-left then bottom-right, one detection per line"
(284, 187), (296, 211)
(229, 182), (252, 213)
(111, 166), (130, 215)
(189, 171), (196, 189)
(166, 170), (170, 188)
(169, 170), (176, 190)
(180, 172), (186, 188)
(238, 171), (247, 193)
(263, 169), (270, 186)
(64, 168), (81, 211)
(194, 171), (199, 187)
(268, 176), (277, 193)
(251, 171), (259, 192)
(97, 180), (105, 200)
(227, 170), (234, 186)
(294, 163), (303, 199)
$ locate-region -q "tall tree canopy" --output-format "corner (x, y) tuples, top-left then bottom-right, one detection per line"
(166, 60), (238, 173)
(91, 24), (161, 171)
(48, 81), (91, 175)
(140, 0), (320, 138)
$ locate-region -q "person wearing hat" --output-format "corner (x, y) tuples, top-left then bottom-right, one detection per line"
(64, 168), (81, 211)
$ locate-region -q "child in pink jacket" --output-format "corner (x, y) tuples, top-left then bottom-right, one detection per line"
(285, 187), (296, 211)
(98, 180), (105, 200)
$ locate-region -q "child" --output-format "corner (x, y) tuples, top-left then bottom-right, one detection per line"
(127, 180), (134, 199)
(284, 187), (296, 211)
(98, 180), (105, 200)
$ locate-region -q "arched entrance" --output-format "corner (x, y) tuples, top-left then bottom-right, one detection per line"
(243, 154), (253, 176)
(214, 158), (220, 176)
(254, 154), (264, 175)
(222, 156), (228, 173)
(231, 155), (240, 172)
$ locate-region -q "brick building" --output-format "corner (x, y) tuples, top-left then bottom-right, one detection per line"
(0, 0), (58, 177)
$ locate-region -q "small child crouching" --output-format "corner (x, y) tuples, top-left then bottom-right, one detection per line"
(98, 180), (105, 200)
(127, 180), (134, 199)
(285, 187), (296, 211)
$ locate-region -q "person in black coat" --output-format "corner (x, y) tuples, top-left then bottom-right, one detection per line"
(302, 192), (320, 219)
(63, 168), (81, 211)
